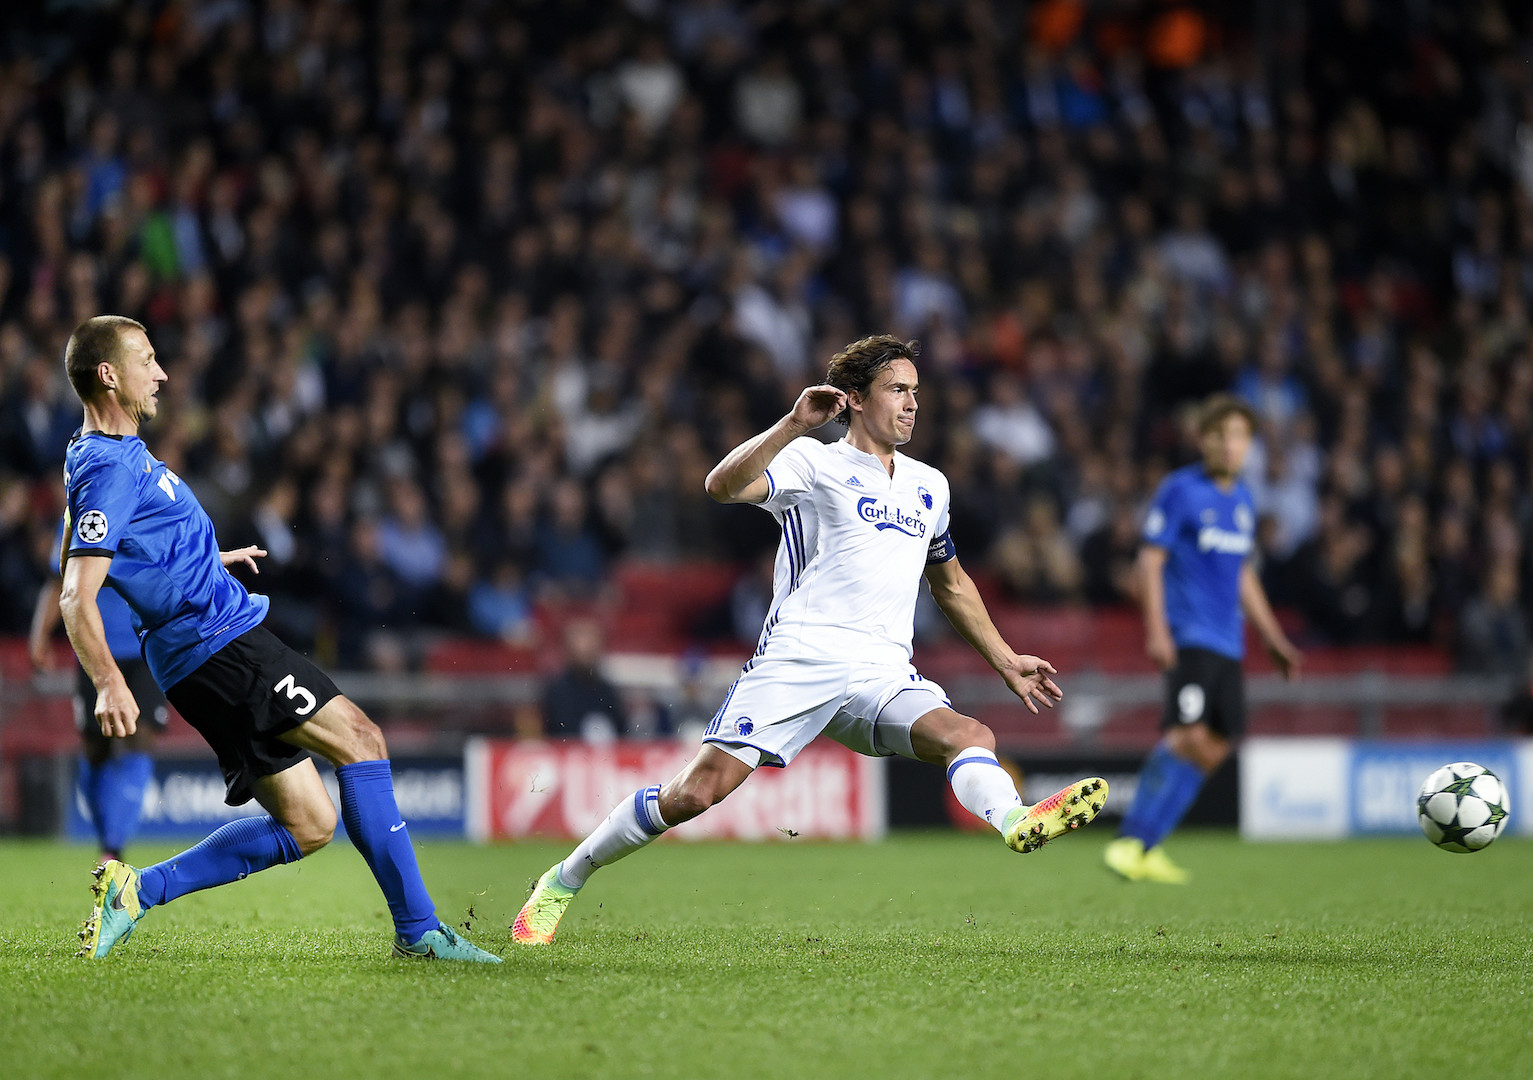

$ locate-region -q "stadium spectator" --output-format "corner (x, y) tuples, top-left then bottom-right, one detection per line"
(540, 618), (628, 741)
(0, 0), (1526, 676)
(1457, 559), (1531, 677)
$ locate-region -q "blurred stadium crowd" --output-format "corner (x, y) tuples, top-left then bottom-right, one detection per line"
(0, 0), (1530, 678)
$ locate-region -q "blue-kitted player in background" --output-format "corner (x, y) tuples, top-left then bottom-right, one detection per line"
(1105, 395), (1302, 883)
(58, 314), (499, 962)
(30, 526), (172, 864)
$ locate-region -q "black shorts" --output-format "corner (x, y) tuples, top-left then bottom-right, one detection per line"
(75, 660), (169, 736)
(165, 625), (342, 806)
(1161, 646), (1245, 738)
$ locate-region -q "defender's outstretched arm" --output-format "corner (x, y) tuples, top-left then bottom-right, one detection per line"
(1239, 562), (1302, 679)
(924, 556), (1062, 714)
(60, 553), (137, 737)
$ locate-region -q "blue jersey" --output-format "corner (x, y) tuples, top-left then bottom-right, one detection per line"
(1141, 464), (1255, 660)
(54, 518), (140, 660)
(63, 430), (268, 690)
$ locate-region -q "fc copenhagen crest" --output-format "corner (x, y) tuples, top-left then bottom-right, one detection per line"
(76, 509), (109, 544)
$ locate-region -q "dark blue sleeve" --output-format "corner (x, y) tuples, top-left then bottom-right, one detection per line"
(1142, 477), (1185, 547)
(52, 517), (67, 578)
(65, 459), (139, 561)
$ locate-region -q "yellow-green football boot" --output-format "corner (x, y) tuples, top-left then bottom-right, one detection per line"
(512, 864), (580, 945)
(1002, 777), (1109, 853)
(1103, 836), (1149, 881)
(1139, 845), (1190, 884)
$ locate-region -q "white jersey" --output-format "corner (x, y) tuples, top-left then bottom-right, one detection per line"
(754, 436), (955, 668)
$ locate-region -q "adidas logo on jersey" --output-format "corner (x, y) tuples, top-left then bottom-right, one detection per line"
(845, 475), (864, 487)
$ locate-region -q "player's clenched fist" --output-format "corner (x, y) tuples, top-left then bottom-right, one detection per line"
(790, 385), (848, 431)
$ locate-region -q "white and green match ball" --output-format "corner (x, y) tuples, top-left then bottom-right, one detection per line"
(1417, 762), (1509, 853)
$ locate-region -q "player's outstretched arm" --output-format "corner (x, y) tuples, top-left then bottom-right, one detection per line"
(1239, 562), (1302, 680)
(924, 556), (1063, 714)
(1137, 544), (1177, 670)
(704, 384), (847, 504)
(59, 554), (138, 737)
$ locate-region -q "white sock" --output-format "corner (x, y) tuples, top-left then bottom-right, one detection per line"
(556, 785), (669, 889)
(947, 748), (1024, 834)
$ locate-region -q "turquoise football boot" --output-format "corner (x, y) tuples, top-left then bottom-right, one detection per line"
(78, 860), (148, 958)
(393, 922), (503, 963)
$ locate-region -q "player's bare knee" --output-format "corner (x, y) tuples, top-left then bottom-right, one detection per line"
(286, 799), (337, 856)
(353, 714), (388, 760)
(1166, 724), (1226, 773)
(661, 780), (714, 823)
(1197, 735), (1231, 772)
(954, 715), (996, 754)
(913, 708), (994, 763)
(329, 698), (388, 762)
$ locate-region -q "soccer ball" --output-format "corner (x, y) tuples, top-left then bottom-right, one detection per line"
(1416, 762), (1510, 853)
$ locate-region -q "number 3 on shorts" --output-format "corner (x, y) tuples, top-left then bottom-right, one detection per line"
(274, 673), (318, 716)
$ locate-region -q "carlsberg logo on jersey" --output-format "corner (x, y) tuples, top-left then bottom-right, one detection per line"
(856, 496), (926, 537)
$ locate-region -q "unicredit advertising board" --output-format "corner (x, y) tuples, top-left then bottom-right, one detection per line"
(465, 739), (887, 841)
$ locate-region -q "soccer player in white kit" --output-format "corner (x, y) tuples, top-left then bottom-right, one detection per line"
(513, 335), (1107, 944)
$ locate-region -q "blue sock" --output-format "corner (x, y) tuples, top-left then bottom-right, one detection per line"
(336, 759), (437, 943)
(97, 753), (155, 855)
(138, 816), (303, 908)
(1119, 742), (1207, 849)
(78, 757), (110, 852)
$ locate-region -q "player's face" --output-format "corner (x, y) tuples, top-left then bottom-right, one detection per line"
(1200, 413), (1253, 479)
(108, 329), (168, 423)
(854, 358), (919, 447)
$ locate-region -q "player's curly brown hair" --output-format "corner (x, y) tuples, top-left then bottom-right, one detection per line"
(1195, 393), (1257, 435)
(824, 334), (919, 425)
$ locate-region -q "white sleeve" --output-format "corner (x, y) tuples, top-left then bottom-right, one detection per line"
(760, 438), (820, 514)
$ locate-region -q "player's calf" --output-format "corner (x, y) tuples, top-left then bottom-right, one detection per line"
(657, 747), (752, 823)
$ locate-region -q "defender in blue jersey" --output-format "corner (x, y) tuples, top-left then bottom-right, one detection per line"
(1105, 395), (1301, 883)
(58, 315), (498, 963)
(30, 522), (170, 864)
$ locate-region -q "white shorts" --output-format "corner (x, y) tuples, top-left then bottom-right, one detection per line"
(702, 657), (952, 769)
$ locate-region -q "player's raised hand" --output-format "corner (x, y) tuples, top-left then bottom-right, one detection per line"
(1001, 654), (1064, 714)
(220, 546), (268, 574)
(95, 676), (139, 738)
(790, 385), (848, 431)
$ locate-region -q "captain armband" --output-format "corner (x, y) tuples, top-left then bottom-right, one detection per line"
(926, 529), (956, 565)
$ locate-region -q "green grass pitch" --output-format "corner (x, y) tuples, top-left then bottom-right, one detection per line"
(2, 832), (1530, 1079)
